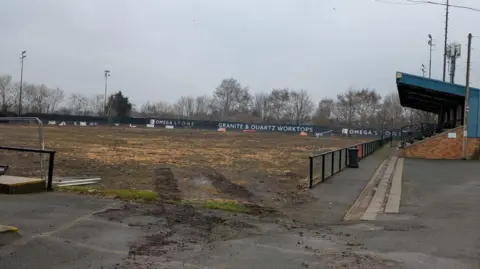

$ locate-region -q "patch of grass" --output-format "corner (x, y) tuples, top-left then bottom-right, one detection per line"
(58, 186), (158, 202)
(202, 199), (251, 214)
(105, 189), (158, 201)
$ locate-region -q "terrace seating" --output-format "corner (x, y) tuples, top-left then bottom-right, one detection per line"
(399, 120), (461, 148)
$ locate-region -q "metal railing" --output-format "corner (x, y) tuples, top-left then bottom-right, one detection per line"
(0, 146), (56, 191)
(308, 137), (391, 188)
(400, 119), (462, 148)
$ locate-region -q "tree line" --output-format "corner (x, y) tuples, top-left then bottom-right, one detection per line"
(0, 75), (435, 129)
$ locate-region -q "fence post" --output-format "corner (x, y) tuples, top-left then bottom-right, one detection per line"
(47, 152), (55, 191)
(345, 148), (348, 167)
(331, 152), (335, 176)
(321, 155), (326, 181)
(338, 150), (342, 171)
(308, 156), (313, 189)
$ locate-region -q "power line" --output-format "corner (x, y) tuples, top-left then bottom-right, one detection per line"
(375, 0), (480, 12)
(374, 0), (480, 82)
(372, 0), (425, 5)
(405, 0), (480, 12)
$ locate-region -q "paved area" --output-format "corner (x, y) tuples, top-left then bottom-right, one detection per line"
(1, 151), (479, 268)
(285, 146), (395, 225)
(331, 158), (480, 269)
(0, 193), (135, 269)
(0, 148), (397, 269)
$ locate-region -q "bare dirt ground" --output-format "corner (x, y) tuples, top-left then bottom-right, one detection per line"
(0, 125), (390, 268)
(0, 125), (367, 208)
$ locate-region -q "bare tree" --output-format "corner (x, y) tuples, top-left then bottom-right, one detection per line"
(289, 89), (314, 124)
(68, 93), (89, 115)
(314, 98), (335, 125)
(44, 88), (65, 113)
(140, 101), (174, 117)
(87, 94), (105, 116)
(356, 88), (382, 126)
(252, 92), (269, 120)
(174, 96), (196, 119)
(0, 75), (13, 112)
(194, 95), (210, 119)
(267, 88), (290, 122)
(211, 78), (250, 119)
(380, 92), (405, 128)
(336, 88), (360, 127)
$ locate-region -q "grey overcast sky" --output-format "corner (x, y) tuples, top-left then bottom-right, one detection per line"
(0, 0), (479, 106)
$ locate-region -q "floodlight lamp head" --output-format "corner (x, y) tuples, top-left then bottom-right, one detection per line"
(428, 34), (432, 39)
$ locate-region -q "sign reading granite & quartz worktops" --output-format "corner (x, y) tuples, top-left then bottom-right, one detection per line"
(217, 122), (315, 133)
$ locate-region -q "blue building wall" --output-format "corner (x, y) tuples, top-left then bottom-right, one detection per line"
(468, 88), (480, 138)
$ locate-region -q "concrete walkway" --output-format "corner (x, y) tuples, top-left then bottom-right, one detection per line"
(284, 146), (395, 225)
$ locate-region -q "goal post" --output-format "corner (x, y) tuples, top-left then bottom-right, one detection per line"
(0, 117), (47, 181)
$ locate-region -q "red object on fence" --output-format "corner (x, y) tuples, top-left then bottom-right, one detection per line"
(243, 129), (256, 133)
(357, 145), (362, 158)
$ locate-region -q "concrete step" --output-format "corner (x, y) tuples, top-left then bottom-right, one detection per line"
(0, 175), (45, 194)
(344, 155), (405, 221)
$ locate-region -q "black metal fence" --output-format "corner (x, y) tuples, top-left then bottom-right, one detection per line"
(0, 146), (56, 191)
(400, 119), (462, 148)
(308, 137), (391, 188)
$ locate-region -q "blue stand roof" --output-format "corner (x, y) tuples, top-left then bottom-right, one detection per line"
(396, 72), (470, 97)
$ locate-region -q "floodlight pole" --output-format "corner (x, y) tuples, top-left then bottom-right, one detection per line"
(104, 70), (110, 116)
(428, 35), (433, 78)
(18, 51), (27, 115)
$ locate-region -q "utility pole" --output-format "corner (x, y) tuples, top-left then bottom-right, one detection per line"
(18, 50), (27, 115)
(104, 70), (110, 116)
(462, 33), (472, 160)
(376, 0), (478, 82)
(428, 34), (433, 78)
(421, 64), (426, 77)
(442, 0), (449, 82)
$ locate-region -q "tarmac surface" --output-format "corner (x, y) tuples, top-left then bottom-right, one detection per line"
(0, 149), (479, 268)
(330, 158), (480, 269)
(0, 193), (132, 269)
